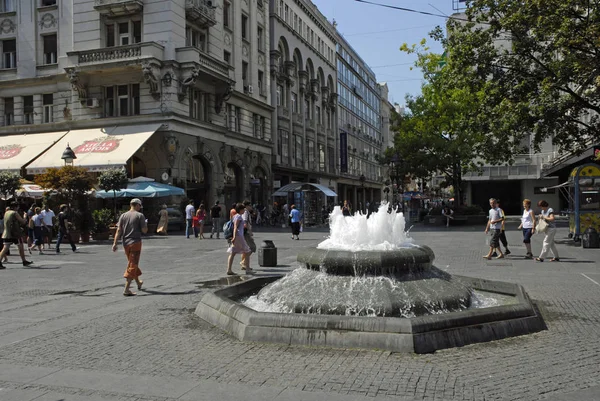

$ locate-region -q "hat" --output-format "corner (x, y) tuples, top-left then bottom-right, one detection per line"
(130, 198), (142, 205)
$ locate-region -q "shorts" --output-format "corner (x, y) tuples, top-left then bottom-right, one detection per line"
(522, 228), (533, 244)
(489, 229), (501, 248)
(3, 238), (18, 245)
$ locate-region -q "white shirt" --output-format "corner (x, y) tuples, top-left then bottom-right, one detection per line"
(41, 209), (55, 226)
(185, 204), (195, 219)
(521, 208), (534, 229)
(488, 207), (502, 229)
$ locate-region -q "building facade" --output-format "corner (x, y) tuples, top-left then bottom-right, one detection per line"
(335, 30), (386, 209)
(0, 0), (273, 208)
(269, 0), (339, 196)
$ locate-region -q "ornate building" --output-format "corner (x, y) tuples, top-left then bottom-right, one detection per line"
(0, 0), (273, 207)
(269, 0), (339, 194)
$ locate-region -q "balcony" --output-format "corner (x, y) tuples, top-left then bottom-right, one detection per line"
(306, 119), (315, 130)
(326, 128), (334, 138)
(67, 42), (164, 71)
(277, 107), (290, 118)
(94, 0), (143, 16)
(317, 123), (325, 133)
(292, 113), (303, 125)
(176, 46), (231, 82)
(185, 0), (217, 27)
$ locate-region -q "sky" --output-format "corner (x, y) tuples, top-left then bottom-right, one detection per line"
(311, 0), (456, 105)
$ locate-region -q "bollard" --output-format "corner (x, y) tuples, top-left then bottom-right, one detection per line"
(582, 227), (600, 248)
(258, 240), (277, 267)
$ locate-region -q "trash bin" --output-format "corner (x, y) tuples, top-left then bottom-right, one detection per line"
(258, 240), (277, 267)
(582, 227), (600, 248)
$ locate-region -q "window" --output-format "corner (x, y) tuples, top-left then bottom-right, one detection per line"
(257, 26), (263, 52)
(186, 27), (206, 51)
(328, 146), (335, 172)
(307, 140), (315, 169)
(105, 84), (140, 117)
(304, 99), (310, 119)
(284, 5), (289, 23)
(223, 1), (231, 28)
(228, 104), (240, 132)
(276, 85), (283, 106)
(293, 14), (297, 31)
(24, 96), (33, 124)
(0, 0), (14, 12)
(223, 51), (231, 65)
(242, 62), (248, 87)
(41, 0), (56, 6)
(253, 114), (264, 138)
(294, 135), (303, 167)
(291, 92), (297, 113)
(42, 94), (53, 123)
(258, 70), (264, 95)
(189, 89), (207, 121)
(235, 107), (241, 132)
(2, 39), (15, 69)
(43, 34), (57, 65)
(318, 144), (325, 171)
(3, 98), (13, 126)
(241, 14), (248, 40)
(278, 129), (289, 159)
(106, 20), (141, 47)
(316, 105), (321, 125)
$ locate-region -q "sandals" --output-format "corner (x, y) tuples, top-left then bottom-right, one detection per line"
(482, 255), (491, 260)
(535, 258), (544, 262)
(226, 271), (237, 275)
(137, 280), (143, 290)
(550, 258), (560, 262)
(123, 290), (136, 296)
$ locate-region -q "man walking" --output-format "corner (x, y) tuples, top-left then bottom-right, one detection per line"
(41, 204), (55, 250)
(56, 204), (78, 254)
(112, 198), (148, 296)
(484, 198), (505, 260)
(210, 200), (222, 239)
(0, 202), (33, 268)
(185, 200), (195, 238)
(493, 200), (511, 257)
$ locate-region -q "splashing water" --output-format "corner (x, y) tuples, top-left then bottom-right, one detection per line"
(317, 203), (414, 251)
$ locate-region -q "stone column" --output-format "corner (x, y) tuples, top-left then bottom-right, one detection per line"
(33, 94), (43, 125)
(13, 97), (23, 126)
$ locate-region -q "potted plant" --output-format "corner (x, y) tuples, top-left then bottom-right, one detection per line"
(92, 208), (113, 241)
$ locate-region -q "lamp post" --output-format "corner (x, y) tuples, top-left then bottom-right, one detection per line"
(61, 143), (77, 166)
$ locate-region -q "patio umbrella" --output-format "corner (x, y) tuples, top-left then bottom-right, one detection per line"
(95, 180), (185, 199)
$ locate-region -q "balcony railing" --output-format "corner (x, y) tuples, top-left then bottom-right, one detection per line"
(68, 42), (164, 66)
(292, 113), (303, 124)
(306, 119), (315, 129)
(94, 0), (143, 16)
(176, 47), (230, 81)
(185, 0), (216, 27)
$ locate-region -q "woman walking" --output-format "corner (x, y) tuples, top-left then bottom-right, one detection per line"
(156, 204), (168, 235)
(289, 204), (301, 240)
(517, 199), (536, 259)
(226, 203), (252, 275)
(535, 200), (559, 262)
(196, 204), (206, 239)
(29, 207), (46, 255)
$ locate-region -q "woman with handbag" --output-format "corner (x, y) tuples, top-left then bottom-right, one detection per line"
(535, 200), (559, 262)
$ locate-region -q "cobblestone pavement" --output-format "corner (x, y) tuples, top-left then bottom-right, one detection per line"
(0, 219), (599, 401)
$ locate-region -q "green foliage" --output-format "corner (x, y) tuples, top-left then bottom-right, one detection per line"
(34, 166), (94, 197)
(0, 171), (21, 199)
(98, 168), (128, 193)
(441, 0), (600, 156)
(92, 208), (114, 233)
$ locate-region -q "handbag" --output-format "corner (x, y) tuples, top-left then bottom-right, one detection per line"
(536, 218), (548, 234)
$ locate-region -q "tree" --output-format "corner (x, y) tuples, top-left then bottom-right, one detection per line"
(35, 166), (95, 201)
(441, 0), (600, 157)
(98, 168), (128, 217)
(390, 42), (487, 205)
(0, 171), (21, 200)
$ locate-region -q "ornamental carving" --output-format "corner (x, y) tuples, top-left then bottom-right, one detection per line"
(178, 67), (200, 101)
(39, 13), (57, 29)
(0, 18), (15, 34)
(258, 54), (265, 66)
(224, 33), (232, 46)
(142, 61), (160, 100)
(298, 70), (309, 92)
(65, 68), (87, 102)
(242, 45), (249, 57)
(215, 84), (232, 114)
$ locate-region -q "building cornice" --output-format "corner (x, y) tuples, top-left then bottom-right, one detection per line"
(292, 0), (337, 44)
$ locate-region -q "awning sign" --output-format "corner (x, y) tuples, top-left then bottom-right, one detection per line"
(0, 145), (23, 159)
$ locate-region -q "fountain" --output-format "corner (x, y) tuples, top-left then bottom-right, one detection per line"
(195, 205), (545, 353)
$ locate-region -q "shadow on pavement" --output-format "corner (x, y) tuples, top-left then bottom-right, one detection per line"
(140, 288), (202, 296)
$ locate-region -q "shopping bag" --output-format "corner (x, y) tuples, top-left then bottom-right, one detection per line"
(536, 219), (548, 234)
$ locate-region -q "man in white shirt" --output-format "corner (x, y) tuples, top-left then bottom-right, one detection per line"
(40, 205), (55, 250)
(185, 200), (195, 239)
(483, 198), (504, 260)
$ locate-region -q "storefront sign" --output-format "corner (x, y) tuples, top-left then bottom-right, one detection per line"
(0, 145), (23, 159)
(340, 131), (348, 173)
(250, 178), (261, 185)
(74, 137), (122, 153)
(273, 180), (281, 189)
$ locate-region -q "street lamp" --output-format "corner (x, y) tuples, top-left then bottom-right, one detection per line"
(61, 143), (77, 166)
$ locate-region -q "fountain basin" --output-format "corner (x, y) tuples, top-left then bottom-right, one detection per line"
(195, 275), (546, 354)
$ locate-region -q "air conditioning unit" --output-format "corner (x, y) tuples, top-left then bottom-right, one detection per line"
(85, 98), (100, 108)
(248, 85), (254, 94)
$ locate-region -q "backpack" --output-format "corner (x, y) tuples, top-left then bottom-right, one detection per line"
(223, 219), (234, 240)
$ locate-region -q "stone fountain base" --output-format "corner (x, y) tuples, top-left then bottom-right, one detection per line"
(195, 275), (546, 354)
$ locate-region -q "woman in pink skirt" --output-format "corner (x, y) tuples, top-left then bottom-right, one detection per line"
(226, 203), (252, 275)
